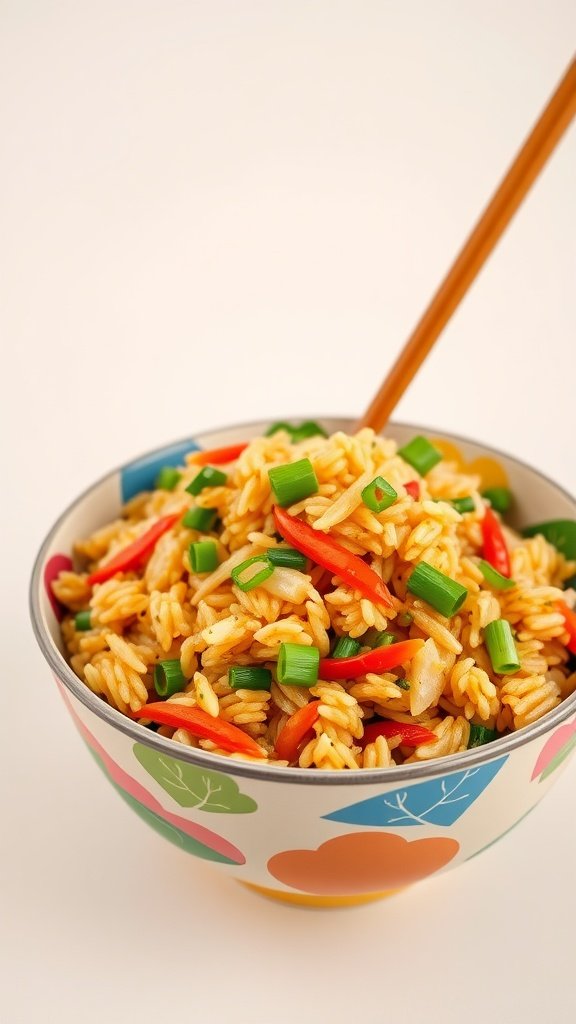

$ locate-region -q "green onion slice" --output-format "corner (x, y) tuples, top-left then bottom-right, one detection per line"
(277, 643), (320, 686)
(397, 612), (413, 627)
(74, 610), (92, 631)
(189, 540), (219, 574)
(186, 466), (227, 496)
(267, 546), (307, 570)
(229, 667), (272, 691)
(182, 506), (218, 532)
(398, 436), (442, 476)
(407, 562), (468, 617)
(451, 496), (475, 514)
(332, 636), (362, 658)
(268, 458), (319, 507)
(468, 723), (499, 748)
(154, 659), (186, 698)
(395, 677), (410, 691)
(478, 559), (516, 591)
(155, 466), (182, 491)
(522, 519), (576, 560)
(482, 487), (512, 514)
(484, 620), (520, 675)
(231, 554), (274, 592)
(361, 476), (398, 513)
(364, 629), (395, 648)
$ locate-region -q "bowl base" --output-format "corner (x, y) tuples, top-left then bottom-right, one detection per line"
(239, 881), (403, 908)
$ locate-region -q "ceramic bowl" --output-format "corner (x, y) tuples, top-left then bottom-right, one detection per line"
(30, 419), (576, 907)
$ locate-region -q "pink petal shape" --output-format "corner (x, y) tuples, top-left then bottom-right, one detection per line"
(531, 719), (576, 781)
(57, 683), (245, 864)
(44, 554), (73, 620)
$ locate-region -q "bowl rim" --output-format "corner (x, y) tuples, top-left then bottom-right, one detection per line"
(30, 416), (576, 786)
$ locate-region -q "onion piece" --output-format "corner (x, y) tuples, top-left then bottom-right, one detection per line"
(260, 566), (312, 604)
(408, 637), (450, 716)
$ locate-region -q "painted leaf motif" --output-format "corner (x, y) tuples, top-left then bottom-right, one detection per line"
(133, 743), (257, 814)
(121, 438), (201, 501)
(531, 720), (576, 782)
(323, 756), (508, 827)
(44, 553), (73, 620)
(538, 733), (576, 783)
(88, 751), (243, 865)
(111, 781), (242, 864)
(58, 687), (246, 865)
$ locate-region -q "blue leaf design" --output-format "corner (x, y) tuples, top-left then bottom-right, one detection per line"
(323, 756), (508, 827)
(121, 438), (201, 501)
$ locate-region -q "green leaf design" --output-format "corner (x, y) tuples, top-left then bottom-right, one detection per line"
(522, 520), (576, 560)
(539, 733), (576, 783)
(133, 743), (258, 814)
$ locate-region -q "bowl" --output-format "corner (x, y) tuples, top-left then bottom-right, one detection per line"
(30, 418), (576, 908)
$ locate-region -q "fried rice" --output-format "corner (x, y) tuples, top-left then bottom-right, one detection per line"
(52, 426), (576, 769)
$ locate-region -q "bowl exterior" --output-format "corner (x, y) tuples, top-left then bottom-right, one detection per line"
(32, 419), (576, 905)
(54, 675), (576, 903)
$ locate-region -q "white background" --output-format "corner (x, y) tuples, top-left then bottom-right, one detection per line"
(2, 3), (575, 1022)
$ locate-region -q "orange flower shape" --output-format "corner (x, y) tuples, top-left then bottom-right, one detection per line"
(267, 831), (459, 895)
(430, 439), (508, 490)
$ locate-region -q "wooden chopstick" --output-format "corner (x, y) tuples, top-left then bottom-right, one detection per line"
(356, 57), (576, 433)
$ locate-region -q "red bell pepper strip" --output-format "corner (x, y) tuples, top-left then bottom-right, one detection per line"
(318, 638), (424, 680)
(133, 702), (266, 758)
(275, 701), (321, 762)
(404, 480), (420, 500)
(273, 505), (394, 608)
(87, 513), (181, 586)
(481, 505), (511, 578)
(361, 720), (437, 748)
(557, 600), (576, 655)
(188, 443), (248, 466)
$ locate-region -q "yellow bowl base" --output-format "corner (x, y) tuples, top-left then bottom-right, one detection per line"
(239, 881), (403, 908)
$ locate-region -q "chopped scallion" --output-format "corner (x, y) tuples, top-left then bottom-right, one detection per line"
(468, 723), (499, 748)
(277, 643), (320, 686)
(365, 629), (395, 648)
(182, 506), (218, 532)
(154, 659), (186, 698)
(482, 487), (512, 514)
(229, 666), (272, 691)
(231, 554), (274, 592)
(186, 466), (227, 496)
(155, 466), (182, 491)
(397, 612), (413, 627)
(267, 546), (307, 570)
(268, 458), (319, 507)
(451, 496), (475, 514)
(395, 677), (410, 691)
(361, 476), (398, 513)
(478, 559), (516, 591)
(398, 436), (442, 475)
(74, 610), (92, 631)
(332, 636), (362, 658)
(484, 620), (520, 675)
(407, 562), (468, 617)
(189, 540), (219, 574)
(522, 519), (576, 560)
